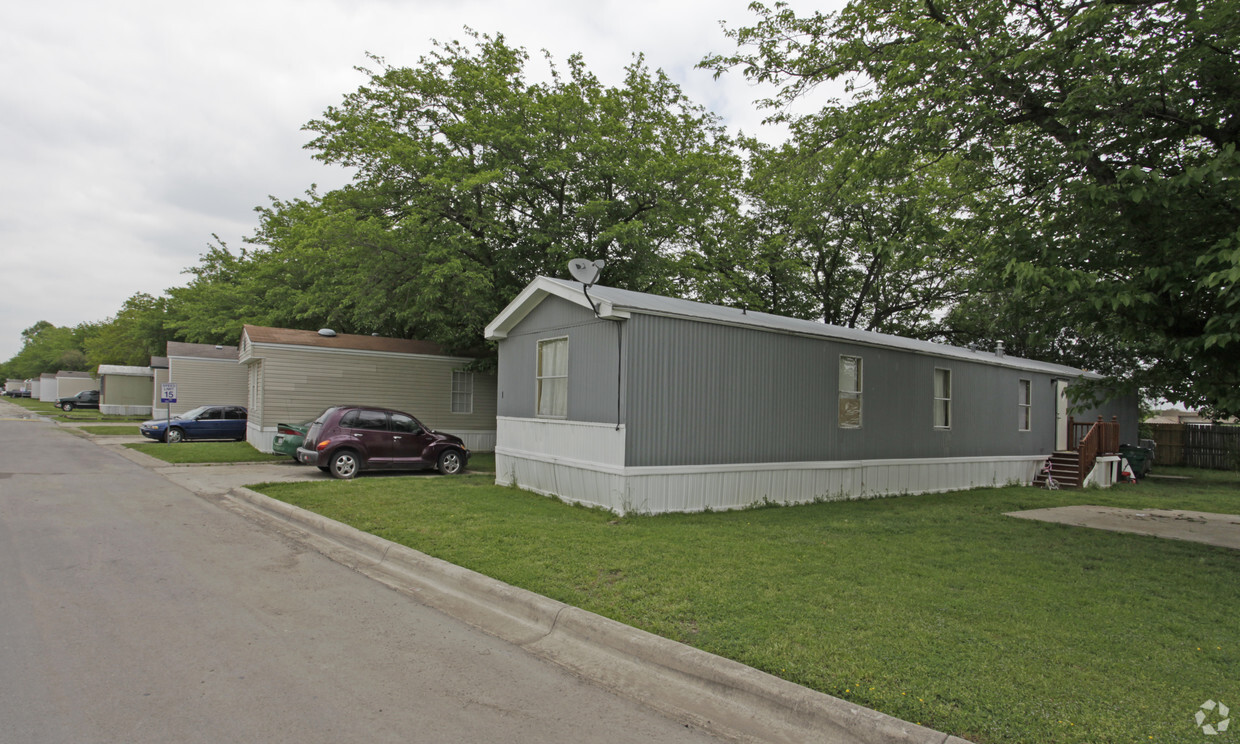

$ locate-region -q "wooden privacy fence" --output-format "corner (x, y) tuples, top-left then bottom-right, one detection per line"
(1147, 424), (1240, 470)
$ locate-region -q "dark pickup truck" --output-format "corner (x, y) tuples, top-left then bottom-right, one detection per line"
(58, 390), (100, 411)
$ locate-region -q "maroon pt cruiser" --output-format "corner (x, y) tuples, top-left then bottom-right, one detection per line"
(297, 405), (469, 479)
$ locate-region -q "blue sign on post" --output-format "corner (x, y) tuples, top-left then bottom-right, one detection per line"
(160, 382), (177, 404)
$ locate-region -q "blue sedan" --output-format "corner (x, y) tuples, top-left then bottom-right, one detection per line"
(140, 405), (248, 443)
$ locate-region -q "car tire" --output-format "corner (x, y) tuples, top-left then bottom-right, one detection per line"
(165, 427), (185, 443)
(437, 449), (464, 475)
(328, 450), (360, 480)
(61, 403), (73, 411)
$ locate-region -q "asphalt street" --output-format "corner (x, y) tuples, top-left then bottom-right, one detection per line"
(0, 411), (723, 744)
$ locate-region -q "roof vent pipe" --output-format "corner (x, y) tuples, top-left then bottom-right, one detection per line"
(996, 341), (1005, 358)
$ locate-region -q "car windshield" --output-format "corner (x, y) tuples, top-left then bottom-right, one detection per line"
(178, 406), (210, 420)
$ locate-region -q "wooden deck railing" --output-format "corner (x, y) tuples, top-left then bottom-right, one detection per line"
(1067, 416), (1120, 480)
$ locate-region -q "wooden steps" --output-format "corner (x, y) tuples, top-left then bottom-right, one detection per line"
(1033, 452), (1082, 488)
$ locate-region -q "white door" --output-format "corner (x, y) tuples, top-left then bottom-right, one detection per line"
(1054, 380), (1069, 451)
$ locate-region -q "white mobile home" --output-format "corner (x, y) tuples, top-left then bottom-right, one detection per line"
(485, 277), (1137, 515)
(240, 325), (498, 454)
(38, 373), (57, 402)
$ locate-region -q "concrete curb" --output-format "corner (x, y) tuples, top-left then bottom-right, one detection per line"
(228, 485), (972, 744)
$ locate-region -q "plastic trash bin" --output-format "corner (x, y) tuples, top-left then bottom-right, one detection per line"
(1119, 444), (1153, 479)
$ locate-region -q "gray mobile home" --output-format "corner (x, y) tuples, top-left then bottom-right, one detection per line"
(485, 277), (1136, 515)
(240, 325), (498, 453)
(150, 342), (248, 417)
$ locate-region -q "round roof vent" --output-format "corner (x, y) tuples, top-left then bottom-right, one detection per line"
(318, 328), (337, 337)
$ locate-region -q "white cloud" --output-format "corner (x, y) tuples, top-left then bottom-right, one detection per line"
(0, 0), (842, 362)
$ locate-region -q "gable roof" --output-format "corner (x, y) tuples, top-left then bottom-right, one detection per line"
(485, 276), (1099, 379)
(166, 341), (240, 361)
(242, 325), (446, 357)
(56, 370), (94, 379)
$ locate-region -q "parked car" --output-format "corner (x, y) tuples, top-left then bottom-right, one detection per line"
(58, 390), (100, 411)
(140, 405), (248, 443)
(296, 405), (469, 479)
(271, 421), (311, 460)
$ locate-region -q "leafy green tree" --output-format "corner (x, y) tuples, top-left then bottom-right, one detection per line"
(690, 127), (984, 337)
(3, 321), (89, 378)
(707, 0), (1240, 413)
(81, 293), (177, 367)
(289, 32), (741, 352)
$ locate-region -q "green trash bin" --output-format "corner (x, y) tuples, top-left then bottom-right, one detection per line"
(1119, 444), (1153, 479)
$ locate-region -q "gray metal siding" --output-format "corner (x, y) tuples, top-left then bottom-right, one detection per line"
(624, 314), (1067, 467)
(496, 295), (625, 425)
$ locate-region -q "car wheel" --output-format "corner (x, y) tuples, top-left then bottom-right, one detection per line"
(329, 450), (360, 479)
(165, 427), (185, 443)
(437, 449), (464, 475)
(61, 403), (73, 411)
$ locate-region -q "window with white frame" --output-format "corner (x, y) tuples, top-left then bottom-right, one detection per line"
(451, 370), (474, 413)
(838, 355), (862, 428)
(1018, 379), (1031, 431)
(933, 368), (952, 429)
(536, 337), (568, 418)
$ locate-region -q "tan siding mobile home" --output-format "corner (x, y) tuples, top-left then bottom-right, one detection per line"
(98, 365), (154, 416)
(149, 342), (248, 417)
(240, 326), (497, 453)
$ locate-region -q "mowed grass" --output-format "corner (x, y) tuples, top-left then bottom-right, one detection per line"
(6, 397), (148, 422)
(253, 467), (1240, 743)
(126, 440), (288, 463)
(78, 425), (141, 436)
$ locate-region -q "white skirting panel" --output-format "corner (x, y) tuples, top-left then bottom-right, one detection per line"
(496, 448), (1047, 516)
(100, 405), (152, 416)
(496, 416), (625, 467)
(441, 430), (496, 453)
(247, 423), (278, 453)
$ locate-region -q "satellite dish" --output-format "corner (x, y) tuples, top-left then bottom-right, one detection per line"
(568, 258), (605, 287)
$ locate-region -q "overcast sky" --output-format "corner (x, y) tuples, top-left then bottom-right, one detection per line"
(0, 0), (845, 364)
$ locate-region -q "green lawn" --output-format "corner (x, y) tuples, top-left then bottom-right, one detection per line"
(253, 467), (1240, 744)
(79, 425), (141, 436)
(6, 397), (148, 422)
(126, 441), (289, 463)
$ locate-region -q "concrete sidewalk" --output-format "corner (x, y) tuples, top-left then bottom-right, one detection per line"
(1007, 505), (1240, 550)
(74, 413), (971, 744)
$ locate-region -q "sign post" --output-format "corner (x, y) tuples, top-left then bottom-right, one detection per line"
(159, 383), (177, 442)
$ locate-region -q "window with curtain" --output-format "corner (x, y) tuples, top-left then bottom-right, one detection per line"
(839, 356), (862, 428)
(934, 368), (952, 429)
(536, 337), (568, 418)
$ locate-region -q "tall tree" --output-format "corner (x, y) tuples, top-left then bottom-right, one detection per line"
(81, 293), (178, 367)
(291, 32), (740, 352)
(706, 0), (1240, 413)
(3, 322), (89, 378)
(689, 126), (984, 337)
